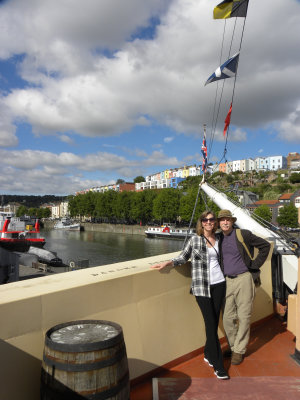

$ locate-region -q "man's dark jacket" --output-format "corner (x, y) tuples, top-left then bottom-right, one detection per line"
(218, 229), (271, 281)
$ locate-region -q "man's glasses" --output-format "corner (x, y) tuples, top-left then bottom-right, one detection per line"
(202, 218), (215, 223)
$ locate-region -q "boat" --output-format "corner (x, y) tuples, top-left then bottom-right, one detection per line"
(54, 218), (81, 231)
(145, 225), (195, 239)
(0, 217), (45, 252)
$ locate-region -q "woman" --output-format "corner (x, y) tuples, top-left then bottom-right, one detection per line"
(151, 210), (228, 379)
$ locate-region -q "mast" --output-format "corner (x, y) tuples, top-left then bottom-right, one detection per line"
(201, 182), (277, 239)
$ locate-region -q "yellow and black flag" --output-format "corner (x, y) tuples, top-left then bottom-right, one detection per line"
(213, 0), (249, 19)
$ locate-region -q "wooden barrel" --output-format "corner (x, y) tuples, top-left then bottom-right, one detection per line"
(41, 320), (130, 400)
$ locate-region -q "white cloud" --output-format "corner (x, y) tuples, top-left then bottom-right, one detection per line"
(278, 106), (300, 142)
(0, 0), (299, 193)
(0, 0), (299, 143)
(227, 128), (247, 143)
(60, 135), (74, 145)
(164, 136), (174, 143)
(0, 128), (18, 147)
(0, 148), (182, 194)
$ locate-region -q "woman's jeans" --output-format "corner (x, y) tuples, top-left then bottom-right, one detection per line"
(196, 281), (226, 371)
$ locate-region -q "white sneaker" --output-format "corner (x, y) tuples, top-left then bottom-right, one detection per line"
(214, 369), (229, 380)
(204, 357), (213, 367)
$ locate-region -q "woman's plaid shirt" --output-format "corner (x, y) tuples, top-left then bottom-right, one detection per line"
(172, 235), (213, 297)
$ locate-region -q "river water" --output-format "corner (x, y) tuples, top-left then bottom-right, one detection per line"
(41, 229), (184, 268)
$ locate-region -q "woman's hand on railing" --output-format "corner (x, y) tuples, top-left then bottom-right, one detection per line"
(150, 260), (173, 270)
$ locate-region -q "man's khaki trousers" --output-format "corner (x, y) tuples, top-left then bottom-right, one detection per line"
(223, 271), (256, 354)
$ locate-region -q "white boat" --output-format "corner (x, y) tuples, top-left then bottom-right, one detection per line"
(54, 218), (81, 231)
(145, 225), (195, 239)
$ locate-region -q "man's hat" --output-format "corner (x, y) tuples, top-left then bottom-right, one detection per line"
(217, 209), (237, 222)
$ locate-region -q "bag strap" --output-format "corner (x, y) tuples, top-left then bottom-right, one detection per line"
(236, 229), (255, 261)
(203, 235), (220, 262)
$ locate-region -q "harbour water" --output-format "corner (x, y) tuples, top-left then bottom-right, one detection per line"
(42, 229), (184, 268)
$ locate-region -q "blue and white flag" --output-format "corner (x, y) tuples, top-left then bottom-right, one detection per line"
(205, 52), (239, 85)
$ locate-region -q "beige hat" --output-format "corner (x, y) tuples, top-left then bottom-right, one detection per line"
(217, 209), (237, 222)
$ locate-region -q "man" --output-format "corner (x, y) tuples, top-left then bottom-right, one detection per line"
(218, 209), (271, 365)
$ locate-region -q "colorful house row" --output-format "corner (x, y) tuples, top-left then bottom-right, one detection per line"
(219, 156), (288, 174)
(135, 177), (187, 191)
(135, 165), (201, 191)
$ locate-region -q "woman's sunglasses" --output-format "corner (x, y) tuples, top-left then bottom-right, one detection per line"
(202, 218), (215, 223)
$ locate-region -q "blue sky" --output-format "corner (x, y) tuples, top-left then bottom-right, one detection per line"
(0, 0), (299, 195)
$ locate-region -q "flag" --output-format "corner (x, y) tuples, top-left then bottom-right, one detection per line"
(223, 103), (232, 137)
(201, 133), (208, 172)
(213, 0), (249, 19)
(205, 52), (239, 85)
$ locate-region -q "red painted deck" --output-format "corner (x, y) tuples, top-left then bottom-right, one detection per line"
(130, 316), (300, 399)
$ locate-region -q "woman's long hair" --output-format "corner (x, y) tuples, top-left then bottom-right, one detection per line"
(196, 210), (218, 236)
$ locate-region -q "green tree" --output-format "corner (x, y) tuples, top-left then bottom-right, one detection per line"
(250, 184), (272, 199)
(226, 175), (234, 184)
(131, 190), (157, 224)
(277, 183), (293, 193)
(178, 187), (204, 223)
(94, 193), (105, 218)
(289, 173), (300, 184)
(116, 179), (125, 184)
(16, 205), (28, 217)
(68, 194), (87, 218)
(28, 207), (38, 216)
(263, 190), (278, 200)
(133, 176), (145, 183)
(253, 205), (272, 222)
(36, 208), (44, 219)
(153, 189), (180, 223)
(114, 191), (134, 220)
(180, 176), (201, 190)
(277, 204), (299, 228)
(41, 207), (51, 218)
(84, 192), (97, 218)
(95, 191), (118, 220)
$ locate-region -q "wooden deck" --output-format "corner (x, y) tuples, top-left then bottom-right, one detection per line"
(130, 316), (300, 399)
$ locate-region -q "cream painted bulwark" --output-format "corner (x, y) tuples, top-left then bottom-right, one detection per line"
(0, 247), (273, 400)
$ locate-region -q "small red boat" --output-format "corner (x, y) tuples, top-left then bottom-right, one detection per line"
(0, 218), (46, 252)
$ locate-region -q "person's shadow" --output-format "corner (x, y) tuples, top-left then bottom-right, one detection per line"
(246, 316), (286, 357)
(221, 314), (287, 372)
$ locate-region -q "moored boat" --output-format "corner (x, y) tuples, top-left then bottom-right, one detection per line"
(145, 225), (195, 239)
(54, 218), (81, 231)
(0, 217), (45, 252)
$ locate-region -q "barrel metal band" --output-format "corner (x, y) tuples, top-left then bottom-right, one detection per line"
(41, 371), (129, 400)
(43, 347), (126, 372)
(87, 372), (129, 400)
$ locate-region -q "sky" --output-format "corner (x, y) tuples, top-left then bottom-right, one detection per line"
(0, 0), (299, 195)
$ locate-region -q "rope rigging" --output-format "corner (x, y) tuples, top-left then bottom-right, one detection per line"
(182, 2), (250, 249)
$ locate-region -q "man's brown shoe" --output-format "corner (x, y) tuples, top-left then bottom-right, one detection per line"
(231, 352), (243, 365)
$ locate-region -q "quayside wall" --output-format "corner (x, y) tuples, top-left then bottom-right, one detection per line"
(0, 248), (273, 400)
(43, 220), (147, 235)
